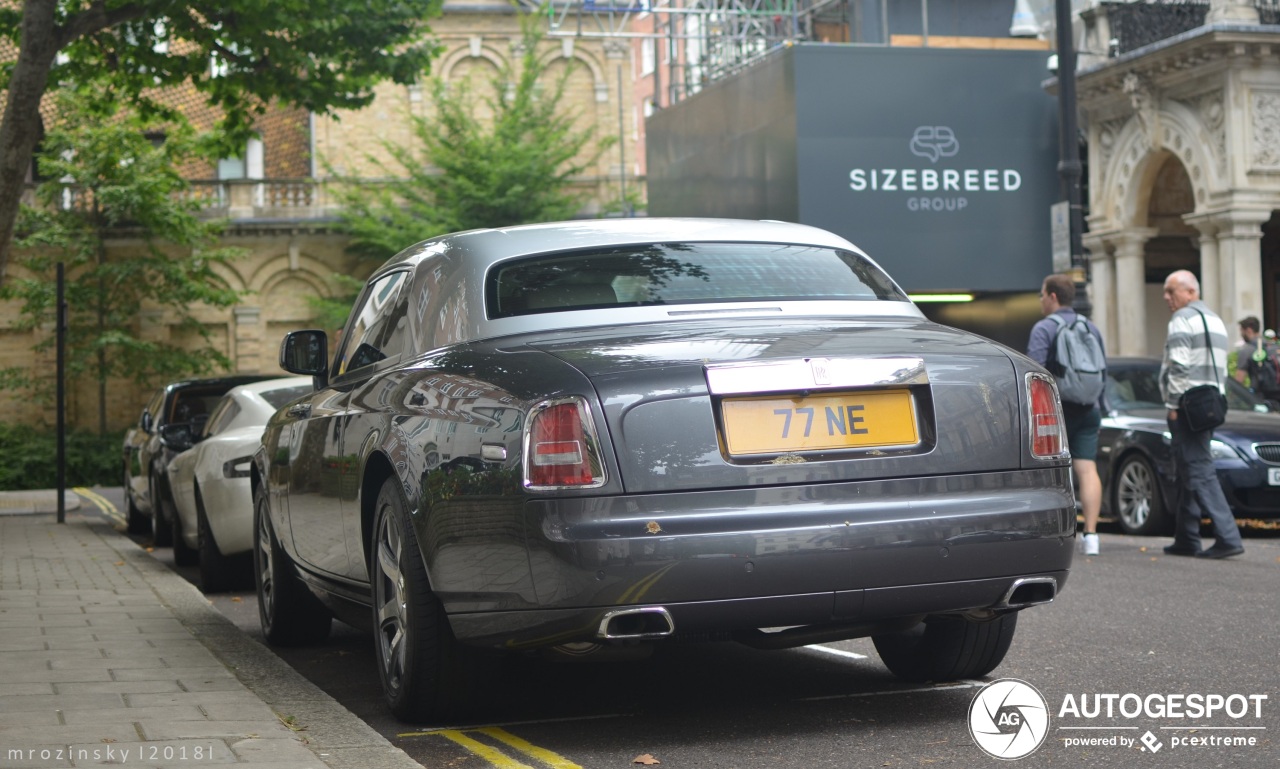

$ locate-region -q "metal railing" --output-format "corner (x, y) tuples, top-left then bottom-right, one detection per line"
(1104, 1), (1279, 57)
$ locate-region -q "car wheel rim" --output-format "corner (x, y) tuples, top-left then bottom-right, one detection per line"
(374, 501), (409, 694)
(257, 504), (274, 622)
(1117, 461), (1152, 529)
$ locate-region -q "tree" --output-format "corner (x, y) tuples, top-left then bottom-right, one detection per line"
(0, 83), (245, 434)
(0, 0), (443, 285)
(334, 18), (617, 263)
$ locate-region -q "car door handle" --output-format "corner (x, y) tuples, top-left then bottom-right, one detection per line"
(287, 403), (312, 419)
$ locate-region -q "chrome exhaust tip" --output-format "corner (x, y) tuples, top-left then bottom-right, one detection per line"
(997, 577), (1058, 609)
(596, 607), (675, 640)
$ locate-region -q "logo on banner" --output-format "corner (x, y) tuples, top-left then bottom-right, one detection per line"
(909, 126), (959, 163)
(968, 679), (1051, 760)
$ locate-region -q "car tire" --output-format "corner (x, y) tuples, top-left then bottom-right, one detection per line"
(197, 487), (249, 594)
(149, 472), (173, 547)
(171, 505), (199, 567)
(124, 478), (150, 536)
(1112, 454), (1170, 536)
(371, 476), (479, 722)
(872, 612), (1018, 683)
(254, 485), (331, 646)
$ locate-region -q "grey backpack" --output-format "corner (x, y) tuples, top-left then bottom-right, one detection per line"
(1046, 313), (1106, 406)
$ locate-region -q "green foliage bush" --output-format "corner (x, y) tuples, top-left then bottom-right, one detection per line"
(0, 423), (123, 491)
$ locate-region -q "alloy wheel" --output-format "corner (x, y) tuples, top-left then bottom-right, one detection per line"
(1117, 459), (1154, 531)
(257, 504), (275, 622)
(374, 500), (409, 696)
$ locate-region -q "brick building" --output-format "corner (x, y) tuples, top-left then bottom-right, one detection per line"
(0, 0), (635, 431)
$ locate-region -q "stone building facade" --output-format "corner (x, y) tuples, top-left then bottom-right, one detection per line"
(0, 1), (636, 432)
(1076, 0), (1280, 357)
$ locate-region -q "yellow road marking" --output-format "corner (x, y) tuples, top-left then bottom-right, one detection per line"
(431, 730), (535, 769)
(479, 727), (584, 769)
(74, 487), (123, 526)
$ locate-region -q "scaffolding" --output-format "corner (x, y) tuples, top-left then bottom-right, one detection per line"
(539, 0), (845, 105)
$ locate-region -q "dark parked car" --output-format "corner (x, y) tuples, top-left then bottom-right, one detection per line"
(123, 375), (278, 543)
(254, 218), (1075, 721)
(1098, 357), (1280, 535)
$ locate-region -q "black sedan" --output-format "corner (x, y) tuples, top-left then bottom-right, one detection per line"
(255, 218), (1075, 721)
(1098, 357), (1280, 535)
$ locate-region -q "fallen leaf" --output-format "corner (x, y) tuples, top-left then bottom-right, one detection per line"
(633, 754), (660, 765)
(145, 547), (154, 553)
(231, 596), (243, 603)
(114, 561), (124, 566)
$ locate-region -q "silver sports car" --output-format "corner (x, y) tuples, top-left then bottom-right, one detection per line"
(255, 218), (1075, 721)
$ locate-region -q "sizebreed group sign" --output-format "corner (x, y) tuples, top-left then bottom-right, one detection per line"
(646, 44), (1061, 293)
(795, 45), (1060, 292)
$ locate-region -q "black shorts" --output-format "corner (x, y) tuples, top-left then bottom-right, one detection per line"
(1061, 402), (1101, 461)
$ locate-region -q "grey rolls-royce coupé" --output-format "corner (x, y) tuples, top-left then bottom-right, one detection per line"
(254, 218), (1075, 721)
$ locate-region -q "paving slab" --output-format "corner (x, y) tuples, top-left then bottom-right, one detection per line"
(0, 508), (422, 769)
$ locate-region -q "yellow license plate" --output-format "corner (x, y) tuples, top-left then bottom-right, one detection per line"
(720, 390), (918, 456)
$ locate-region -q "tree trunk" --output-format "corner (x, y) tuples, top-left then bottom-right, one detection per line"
(0, 0), (61, 285)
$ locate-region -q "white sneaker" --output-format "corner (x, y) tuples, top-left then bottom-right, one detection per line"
(1080, 533), (1100, 556)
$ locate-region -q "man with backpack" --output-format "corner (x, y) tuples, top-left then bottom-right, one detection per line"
(1027, 274), (1107, 556)
(1233, 316), (1280, 406)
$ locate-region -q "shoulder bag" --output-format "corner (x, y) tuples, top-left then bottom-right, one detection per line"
(1179, 310), (1228, 432)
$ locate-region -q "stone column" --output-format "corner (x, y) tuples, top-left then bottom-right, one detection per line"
(1216, 212), (1269, 326)
(1112, 228), (1158, 357)
(1183, 216), (1222, 311)
(234, 306), (263, 373)
(1082, 234), (1116, 350)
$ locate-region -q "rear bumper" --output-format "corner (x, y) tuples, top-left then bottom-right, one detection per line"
(431, 467), (1075, 647)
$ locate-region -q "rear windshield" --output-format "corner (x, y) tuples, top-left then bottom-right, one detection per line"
(486, 242), (909, 319)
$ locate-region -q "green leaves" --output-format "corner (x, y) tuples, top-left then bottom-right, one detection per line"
(332, 16), (616, 264)
(1, 84), (246, 429)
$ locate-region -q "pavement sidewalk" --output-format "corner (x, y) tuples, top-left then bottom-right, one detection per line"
(0, 490), (422, 769)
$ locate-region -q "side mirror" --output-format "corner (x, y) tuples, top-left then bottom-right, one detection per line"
(160, 423), (195, 453)
(141, 410), (153, 433)
(280, 330), (329, 384)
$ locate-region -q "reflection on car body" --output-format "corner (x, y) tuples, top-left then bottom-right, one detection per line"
(1098, 357), (1280, 535)
(251, 218), (1076, 721)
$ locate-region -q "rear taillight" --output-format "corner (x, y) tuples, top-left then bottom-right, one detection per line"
(524, 397), (607, 490)
(1028, 373), (1067, 458)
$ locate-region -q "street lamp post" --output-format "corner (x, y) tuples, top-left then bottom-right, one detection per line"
(1054, 0), (1090, 317)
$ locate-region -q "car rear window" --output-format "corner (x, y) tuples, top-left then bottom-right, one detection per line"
(486, 243), (909, 319)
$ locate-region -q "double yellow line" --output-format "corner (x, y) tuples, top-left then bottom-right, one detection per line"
(73, 486), (123, 526)
(402, 726), (582, 769)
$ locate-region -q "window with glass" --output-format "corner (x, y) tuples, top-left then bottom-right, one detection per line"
(487, 242), (909, 318)
(335, 271), (411, 377)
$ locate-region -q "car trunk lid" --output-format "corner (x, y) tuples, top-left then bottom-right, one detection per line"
(527, 319), (1025, 494)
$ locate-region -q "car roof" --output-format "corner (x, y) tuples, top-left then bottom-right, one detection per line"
(375, 218), (864, 276)
(163, 374), (279, 393)
(227, 376), (312, 397)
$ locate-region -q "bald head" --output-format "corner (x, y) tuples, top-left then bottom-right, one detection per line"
(1163, 270), (1200, 312)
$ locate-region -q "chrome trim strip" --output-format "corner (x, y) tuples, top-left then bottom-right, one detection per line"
(705, 357), (928, 395)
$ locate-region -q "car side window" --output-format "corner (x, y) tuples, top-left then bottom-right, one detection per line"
(334, 271), (410, 378)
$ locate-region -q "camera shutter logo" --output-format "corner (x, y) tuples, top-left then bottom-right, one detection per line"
(968, 679), (1050, 759)
(909, 126), (959, 163)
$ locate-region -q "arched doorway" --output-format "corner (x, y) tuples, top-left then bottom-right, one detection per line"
(1139, 153), (1197, 354)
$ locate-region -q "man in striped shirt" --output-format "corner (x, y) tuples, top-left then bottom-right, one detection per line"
(1158, 270), (1245, 559)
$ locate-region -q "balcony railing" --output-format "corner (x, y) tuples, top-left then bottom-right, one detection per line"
(1103, 1), (1280, 57)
